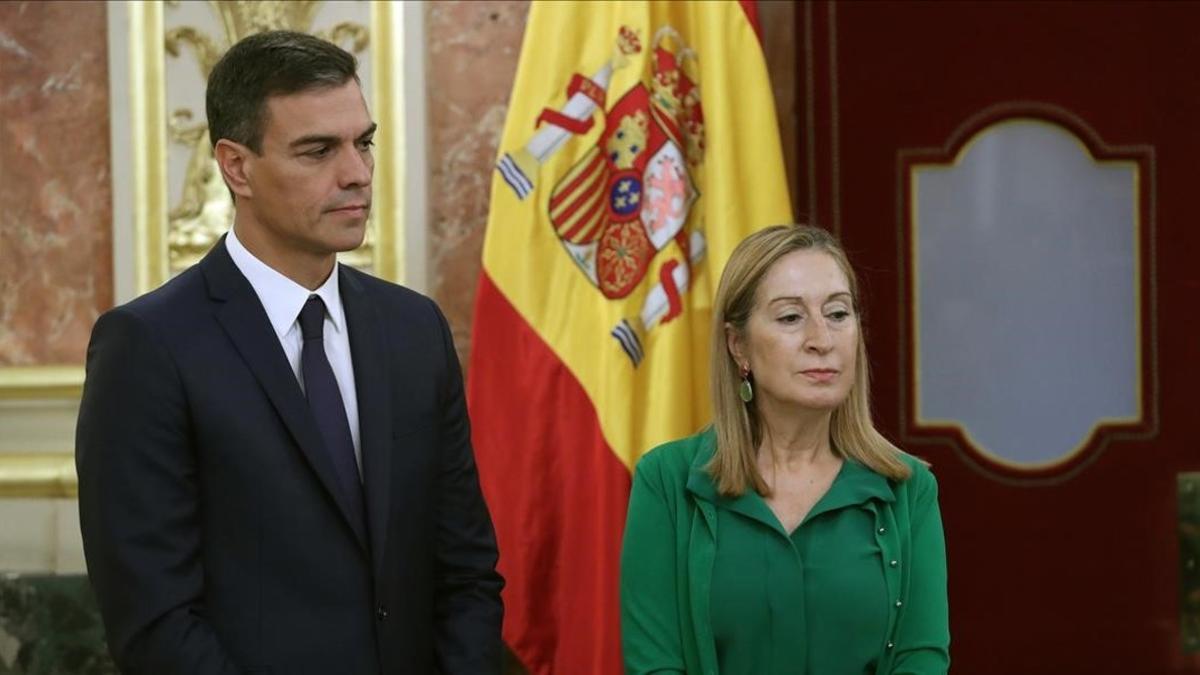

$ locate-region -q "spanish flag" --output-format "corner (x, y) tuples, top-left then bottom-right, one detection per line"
(468, 2), (791, 672)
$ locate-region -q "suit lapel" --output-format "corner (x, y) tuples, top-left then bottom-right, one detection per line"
(201, 238), (369, 550)
(340, 267), (393, 576)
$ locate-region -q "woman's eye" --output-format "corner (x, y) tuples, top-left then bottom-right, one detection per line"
(827, 310), (851, 322)
(778, 314), (801, 324)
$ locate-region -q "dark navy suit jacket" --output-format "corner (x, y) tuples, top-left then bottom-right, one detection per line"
(76, 238), (503, 674)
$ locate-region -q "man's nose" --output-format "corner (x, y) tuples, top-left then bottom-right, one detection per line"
(338, 146), (373, 189)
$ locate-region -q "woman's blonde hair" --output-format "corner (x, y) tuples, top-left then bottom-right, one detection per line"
(708, 224), (911, 496)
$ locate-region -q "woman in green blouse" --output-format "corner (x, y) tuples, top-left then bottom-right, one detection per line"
(620, 224), (949, 675)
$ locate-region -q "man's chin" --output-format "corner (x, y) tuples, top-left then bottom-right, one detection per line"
(332, 238), (366, 254)
(325, 220), (369, 253)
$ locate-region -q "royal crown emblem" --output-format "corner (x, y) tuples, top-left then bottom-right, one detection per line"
(497, 26), (707, 366)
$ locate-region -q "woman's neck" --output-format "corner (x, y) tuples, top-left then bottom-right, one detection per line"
(756, 399), (836, 470)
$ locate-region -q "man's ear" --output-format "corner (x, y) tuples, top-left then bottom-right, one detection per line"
(213, 139), (254, 201)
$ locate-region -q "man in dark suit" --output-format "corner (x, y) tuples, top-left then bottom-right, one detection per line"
(76, 31), (503, 674)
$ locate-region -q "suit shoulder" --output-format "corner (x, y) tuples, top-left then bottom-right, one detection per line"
(343, 266), (423, 300)
(343, 267), (440, 318)
(85, 269), (211, 372)
(105, 266), (206, 327)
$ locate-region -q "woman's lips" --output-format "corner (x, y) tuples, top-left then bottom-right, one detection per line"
(800, 369), (838, 383)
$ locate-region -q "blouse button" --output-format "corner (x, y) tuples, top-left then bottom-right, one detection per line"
(890, 559), (899, 567)
(895, 600), (903, 608)
(886, 641), (895, 650)
(878, 527), (887, 534)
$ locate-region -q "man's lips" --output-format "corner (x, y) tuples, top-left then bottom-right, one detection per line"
(328, 203), (369, 213)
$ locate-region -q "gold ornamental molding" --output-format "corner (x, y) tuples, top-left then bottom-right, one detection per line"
(0, 453), (77, 499)
(0, 367), (85, 400)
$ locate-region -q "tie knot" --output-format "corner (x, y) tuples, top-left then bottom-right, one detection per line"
(299, 295), (326, 341)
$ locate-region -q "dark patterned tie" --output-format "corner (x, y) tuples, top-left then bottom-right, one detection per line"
(298, 295), (366, 539)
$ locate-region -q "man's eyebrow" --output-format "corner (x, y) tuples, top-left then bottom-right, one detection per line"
(288, 123), (378, 149)
(289, 134), (339, 149)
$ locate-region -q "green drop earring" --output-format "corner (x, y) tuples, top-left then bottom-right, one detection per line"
(738, 364), (754, 403)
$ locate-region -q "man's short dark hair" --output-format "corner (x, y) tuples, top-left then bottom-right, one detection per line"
(206, 30), (358, 154)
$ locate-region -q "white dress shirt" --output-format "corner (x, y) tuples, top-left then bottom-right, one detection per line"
(225, 228), (362, 473)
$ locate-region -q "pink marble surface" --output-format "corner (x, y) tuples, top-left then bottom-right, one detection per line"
(0, 1), (113, 367)
(425, 0), (529, 370)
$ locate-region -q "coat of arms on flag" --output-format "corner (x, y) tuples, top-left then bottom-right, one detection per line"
(471, 4), (790, 672)
(496, 26), (708, 367)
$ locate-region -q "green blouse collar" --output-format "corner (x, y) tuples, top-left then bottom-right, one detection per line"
(686, 427), (896, 530)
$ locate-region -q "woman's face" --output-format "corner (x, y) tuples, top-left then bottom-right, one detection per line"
(728, 249), (859, 415)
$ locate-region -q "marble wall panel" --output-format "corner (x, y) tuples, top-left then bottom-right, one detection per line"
(0, 1), (113, 367)
(425, 0), (530, 369)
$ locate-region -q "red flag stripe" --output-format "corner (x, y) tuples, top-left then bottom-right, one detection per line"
(468, 273), (631, 675)
(738, 0), (762, 43)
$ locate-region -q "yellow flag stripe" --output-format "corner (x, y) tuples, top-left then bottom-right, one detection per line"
(482, 0), (793, 470)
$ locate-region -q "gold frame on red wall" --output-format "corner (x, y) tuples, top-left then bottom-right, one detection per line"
(895, 101), (1159, 486)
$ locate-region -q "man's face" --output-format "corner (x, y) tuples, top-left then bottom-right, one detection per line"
(242, 79), (375, 256)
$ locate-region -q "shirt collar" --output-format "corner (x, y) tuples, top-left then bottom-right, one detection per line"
(225, 227), (346, 340)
